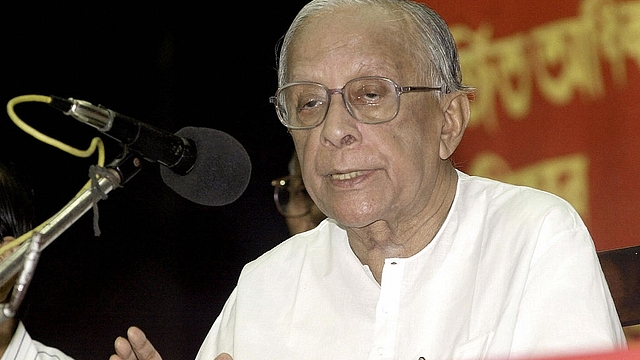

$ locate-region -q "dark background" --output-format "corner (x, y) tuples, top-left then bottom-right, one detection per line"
(1, 2), (310, 358)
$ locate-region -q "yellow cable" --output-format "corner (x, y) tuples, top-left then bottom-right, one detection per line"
(0, 95), (109, 257)
(6, 95), (106, 165)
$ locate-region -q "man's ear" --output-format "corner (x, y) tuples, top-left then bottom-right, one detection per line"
(439, 92), (471, 160)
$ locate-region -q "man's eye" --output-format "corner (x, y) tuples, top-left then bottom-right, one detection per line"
(299, 99), (324, 110)
(361, 92), (381, 102)
(351, 84), (388, 104)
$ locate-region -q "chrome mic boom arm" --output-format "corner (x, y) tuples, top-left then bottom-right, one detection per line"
(0, 169), (121, 322)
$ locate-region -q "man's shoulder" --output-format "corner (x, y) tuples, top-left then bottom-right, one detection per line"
(239, 220), (343, 279)
(457, 170), (574, 210)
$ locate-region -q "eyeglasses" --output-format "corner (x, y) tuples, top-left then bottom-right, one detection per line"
(269, 76), (442, 130)
(271, 175), (316, 217)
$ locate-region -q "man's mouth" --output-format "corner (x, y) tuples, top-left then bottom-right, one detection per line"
(330, 171), (364, 180)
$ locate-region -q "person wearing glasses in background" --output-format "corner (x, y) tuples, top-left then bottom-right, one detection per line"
(271, 151), (326, 236)
(111, 0), (627, 359)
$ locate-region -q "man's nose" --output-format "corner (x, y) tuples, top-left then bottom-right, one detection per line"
(320, 90), (360, 147)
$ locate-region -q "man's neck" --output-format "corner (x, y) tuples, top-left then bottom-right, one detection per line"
(346, 166), (458, 283)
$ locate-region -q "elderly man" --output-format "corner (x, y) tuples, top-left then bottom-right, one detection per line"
(111, 1), (625, 359)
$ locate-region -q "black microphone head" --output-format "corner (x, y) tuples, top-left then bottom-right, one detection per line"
(160, 127), (251, 206)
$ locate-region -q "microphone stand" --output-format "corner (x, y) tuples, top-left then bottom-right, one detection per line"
(0, 152), (142, 322)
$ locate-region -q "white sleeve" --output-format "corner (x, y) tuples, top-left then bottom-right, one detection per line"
(1, 321), (74, 360)
(195, 287), (238, 360)
(510, 215), (627, 358)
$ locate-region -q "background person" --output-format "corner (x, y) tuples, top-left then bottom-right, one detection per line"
(271, 151), (326, 236)
(0, 162), (74, 360)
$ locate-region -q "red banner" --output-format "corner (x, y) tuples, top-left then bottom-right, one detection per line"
(423, 0), (640, 250)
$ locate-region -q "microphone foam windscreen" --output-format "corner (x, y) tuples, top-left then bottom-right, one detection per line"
(160, 127), (252, 206)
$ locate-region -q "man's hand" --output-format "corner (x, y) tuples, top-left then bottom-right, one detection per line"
(109, 326), (162, 360)
(108, 325), (233, 360)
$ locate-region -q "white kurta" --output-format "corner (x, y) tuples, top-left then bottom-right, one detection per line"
(197, 171), (626, 360)
(1, 322), (74, 360)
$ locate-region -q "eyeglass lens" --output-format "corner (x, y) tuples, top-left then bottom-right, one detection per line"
(273, 176), (313, 217)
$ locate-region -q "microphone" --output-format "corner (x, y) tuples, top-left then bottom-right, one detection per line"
(48, 96), (252, 206)
(160, 126), (251, 206)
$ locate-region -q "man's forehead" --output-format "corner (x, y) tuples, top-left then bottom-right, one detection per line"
(296, 5), (404, 39)
(288, 9), (414, 80)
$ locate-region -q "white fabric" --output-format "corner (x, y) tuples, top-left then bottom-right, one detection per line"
(1, 321), (74, 360)
(197, 171), (626, 360)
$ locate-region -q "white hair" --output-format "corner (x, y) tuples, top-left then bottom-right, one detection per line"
(276, 0), (474, 95)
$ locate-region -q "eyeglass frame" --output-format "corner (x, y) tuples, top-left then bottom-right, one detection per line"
(271, 175), (315, 218)
(269, 76), (444, 130)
